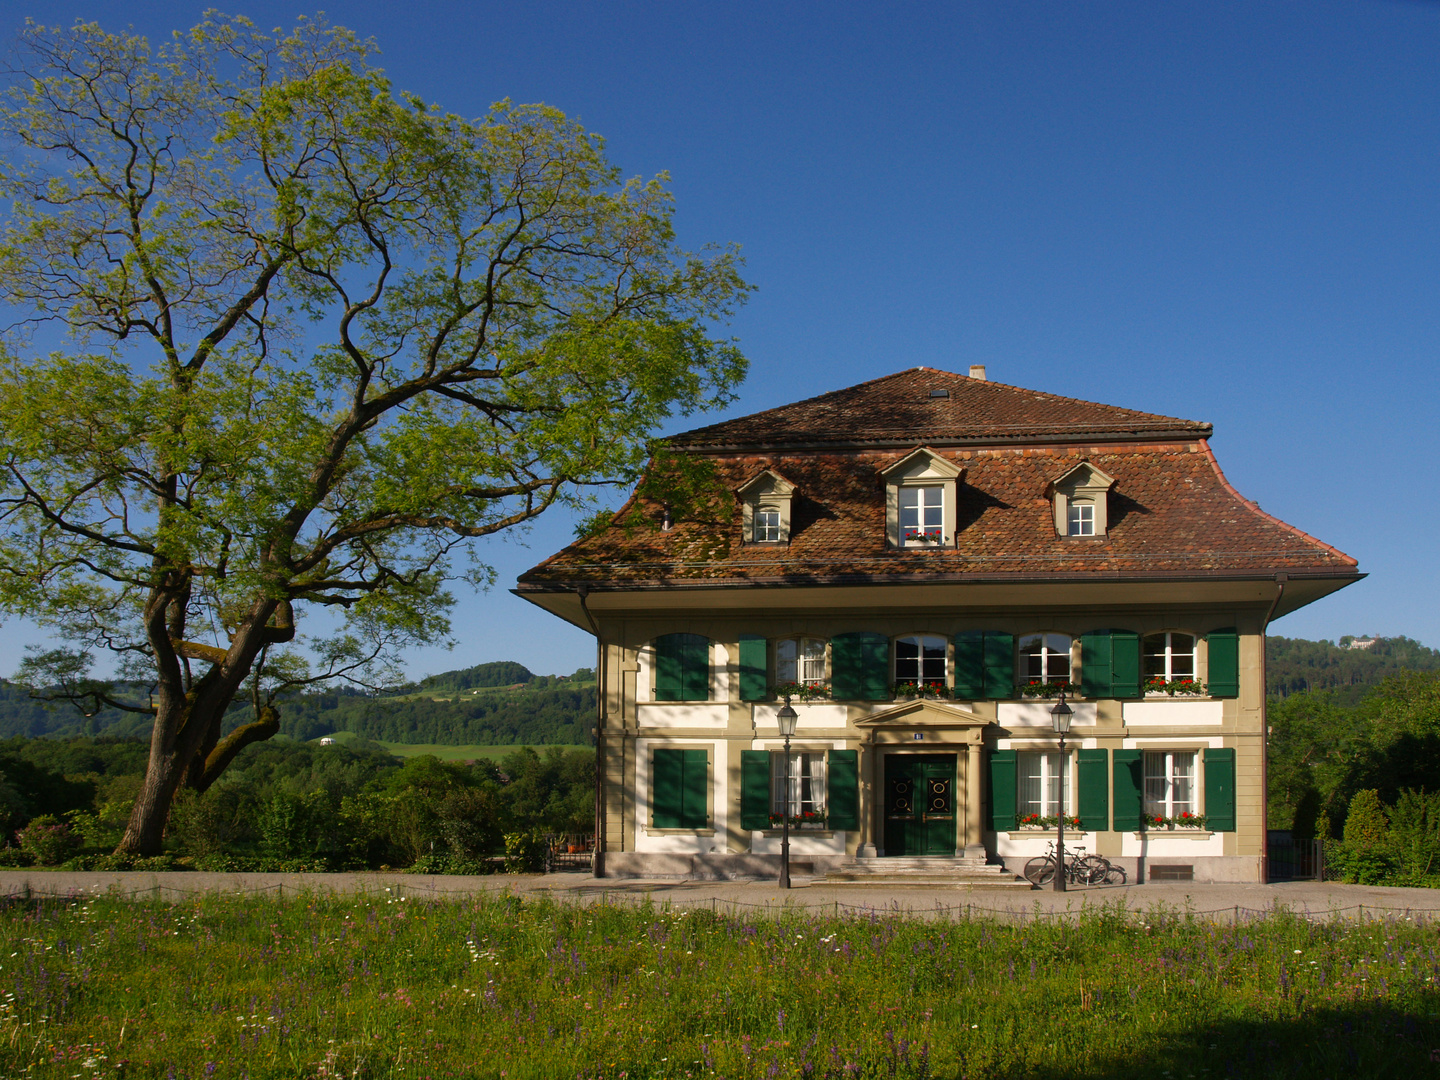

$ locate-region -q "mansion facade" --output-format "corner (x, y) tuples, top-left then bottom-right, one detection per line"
(517, 367), (1360, 883)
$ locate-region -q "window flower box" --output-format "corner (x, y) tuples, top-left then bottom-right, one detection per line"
(1143, 679), (1208, 698)
(893, 681), (951, 700)
(769, 812), (828, 829)
(1017, 680), (1074, 699)
(771, 681), (831, 702)
(1143, 812), (1209, 830)
(1016, 813), (1084, 831)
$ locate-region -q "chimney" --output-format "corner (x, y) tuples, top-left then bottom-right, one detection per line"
(969, 365), (987, 381)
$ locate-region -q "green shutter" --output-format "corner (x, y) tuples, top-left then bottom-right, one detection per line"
(983, 632), (1014, 699)
(832, 632), (890, 701)
(652, 749), (684, 828)
(680, 749), (709, 828)
(827, 749), (859, 830)
(1081, 631), (1113, 698)
(654, 636), (683, 702)
(1111, 630), (1141, 699)
(1207, 629), (1239, 698)
(740, 750), (772, 831)
(1077, 749), (1109, 831)
(953, 631), (985, 699)
(681, 635), (710, 701)
(1204, 748), (1236, 832)
(988, 749), (1017, 831)
(739, 635), (768, 702)
(1112, 749), (1144, 832)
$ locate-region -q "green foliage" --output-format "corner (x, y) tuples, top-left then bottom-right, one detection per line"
(15, 814), (79, 865)
(415, 661), (535, 692)
(0, 13), (748, 851)
(5, 895), (1440, 1078)
(1343, 789), (1389, 848)
(504, 830), (547, 873)
(1267, 635), (1440, 700)
(1388, 788), (1440, 882)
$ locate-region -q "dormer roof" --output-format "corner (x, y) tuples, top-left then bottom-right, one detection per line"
(736, 469), (796, 497)
(1048, 461), (1116, 492)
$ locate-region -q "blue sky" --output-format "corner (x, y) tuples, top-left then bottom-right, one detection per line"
(5, 1), (1438, 679)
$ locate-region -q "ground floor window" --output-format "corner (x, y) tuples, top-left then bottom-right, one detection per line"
(1018, 751), (1072, 817)
(1144, 750), (1196, 818)
(770, 751), (827, 822)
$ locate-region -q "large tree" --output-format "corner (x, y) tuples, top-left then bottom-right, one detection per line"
(0, 16), (748, 853)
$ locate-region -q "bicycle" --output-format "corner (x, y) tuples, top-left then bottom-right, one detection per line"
(1023, 841), (1114, 886)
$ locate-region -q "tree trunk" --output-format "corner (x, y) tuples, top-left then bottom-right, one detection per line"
(117, 742), (188, 856)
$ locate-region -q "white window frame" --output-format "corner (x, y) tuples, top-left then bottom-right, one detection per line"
(899, 485), (945, 547)
(894, 634), (947, 686)
(1067, 500), (1095, 537)
(1143, 632), (1197, 682)
(754, 506), (782, 543)
(775, 637), (827, 687)
(1018, 751), (1074, 817)
(1143, 750), (1197, 818)
(1019, 633), (1072, 685)
(770, 751), (828, 817)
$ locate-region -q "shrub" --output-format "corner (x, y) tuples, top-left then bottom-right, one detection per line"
(0, 846), (34, 867)
(1388, 788), (1440, 883)
(438, 786), (506, 859)
(1338, 789), (1393, 884)
(168, 786), (259, 856)
(504, 830), (546, 874)
(16, 814), (80, 865)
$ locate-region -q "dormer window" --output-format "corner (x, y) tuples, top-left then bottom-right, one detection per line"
(900, 485), (944, 544)
(737, 470), (796, 545)
(1067, 500), (1095, 537)
(882, 447), (963, 549)
(1049, 462), (1116, 540)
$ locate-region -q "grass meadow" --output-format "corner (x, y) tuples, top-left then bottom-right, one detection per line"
(0, 891), (1436, 1079)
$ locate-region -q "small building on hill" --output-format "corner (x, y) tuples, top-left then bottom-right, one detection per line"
(516, 367), (1361, 882)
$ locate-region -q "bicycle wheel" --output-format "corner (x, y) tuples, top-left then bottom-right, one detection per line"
(1078, 855), (1110, 885)
(1023, 855), (1055, 885)
(1105, 863), (1127, 885)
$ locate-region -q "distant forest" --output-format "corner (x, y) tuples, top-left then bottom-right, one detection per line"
(1265, 635), (1440, 702)
(1, 638), (1435, 746)
(0, 661), (596, 747)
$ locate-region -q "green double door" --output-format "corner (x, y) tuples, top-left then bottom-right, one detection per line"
(883, 754), (957, 856)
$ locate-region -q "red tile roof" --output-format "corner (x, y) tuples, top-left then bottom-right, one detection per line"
(519, 371), (1357, 588)
(669, 367), (1211, 449)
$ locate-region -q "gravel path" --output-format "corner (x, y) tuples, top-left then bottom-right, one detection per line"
(3, 869), (1439, 922)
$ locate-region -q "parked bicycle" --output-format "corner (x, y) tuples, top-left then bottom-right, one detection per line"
(1023, 842), (1124, 886)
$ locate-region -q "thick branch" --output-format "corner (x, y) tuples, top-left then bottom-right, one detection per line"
(191, 705), (280, 793)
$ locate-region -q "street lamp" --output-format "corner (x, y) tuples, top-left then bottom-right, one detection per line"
(776, 697), (799, 890)
(1050, 691), (1073, 892)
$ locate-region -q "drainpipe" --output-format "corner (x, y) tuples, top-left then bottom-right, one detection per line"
(577, 586), (606, 878)
(1259, 573), (1287, 884)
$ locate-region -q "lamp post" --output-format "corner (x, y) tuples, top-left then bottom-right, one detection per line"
(776, 696), (799, 890)
(1050, 691), (1073, 892)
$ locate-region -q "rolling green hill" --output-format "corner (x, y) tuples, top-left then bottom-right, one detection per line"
(1265, 635), (1440, 701)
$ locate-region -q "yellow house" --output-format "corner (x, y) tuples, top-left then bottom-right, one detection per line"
(516, 367), (1361, 883)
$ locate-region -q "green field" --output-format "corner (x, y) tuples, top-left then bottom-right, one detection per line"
(318, 731), (589, 761)
(1, 892), (1435, 1078)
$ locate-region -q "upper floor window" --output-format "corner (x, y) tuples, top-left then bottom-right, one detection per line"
(900, 486), (944, 545)
(1019, 632), (1071, 685)
(881, 448), (962, 549)
(895, 634), (947, 686)
(1067, 500), (1095, 537)
(776, 637), (827, 687)
(755, 507), (782, 543)
(738, 470), (795, 545)
(1144, 632), (1196, 682)
(1049, 461), (1115, 540)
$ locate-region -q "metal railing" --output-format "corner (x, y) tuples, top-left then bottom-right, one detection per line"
(544, 833), (595, 873)
(1268, 834), (1324, 881)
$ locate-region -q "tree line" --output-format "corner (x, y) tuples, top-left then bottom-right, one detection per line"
(0, 734), (594, 873)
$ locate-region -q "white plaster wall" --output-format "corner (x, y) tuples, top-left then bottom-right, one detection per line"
(753, 703), (849, 731)
(1121, 831), (1225, 857)
(998, 702), (1098, 727)
(634, 738), (728, 853)
(636, 704), (729, 730)
(1121, 736), (1225, 749)
(1122, 700), (1224, 727)
(994, 832), (1095, 859)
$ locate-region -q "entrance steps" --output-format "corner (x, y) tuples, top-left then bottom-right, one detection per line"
(813, 855), (1034, 891)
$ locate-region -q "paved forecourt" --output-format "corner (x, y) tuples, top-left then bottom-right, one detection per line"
(2, 870), (1439, 922)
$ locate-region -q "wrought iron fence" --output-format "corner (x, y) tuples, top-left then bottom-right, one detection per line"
(1267, 834), (1324, 881)
(544, 833), (595, 873)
